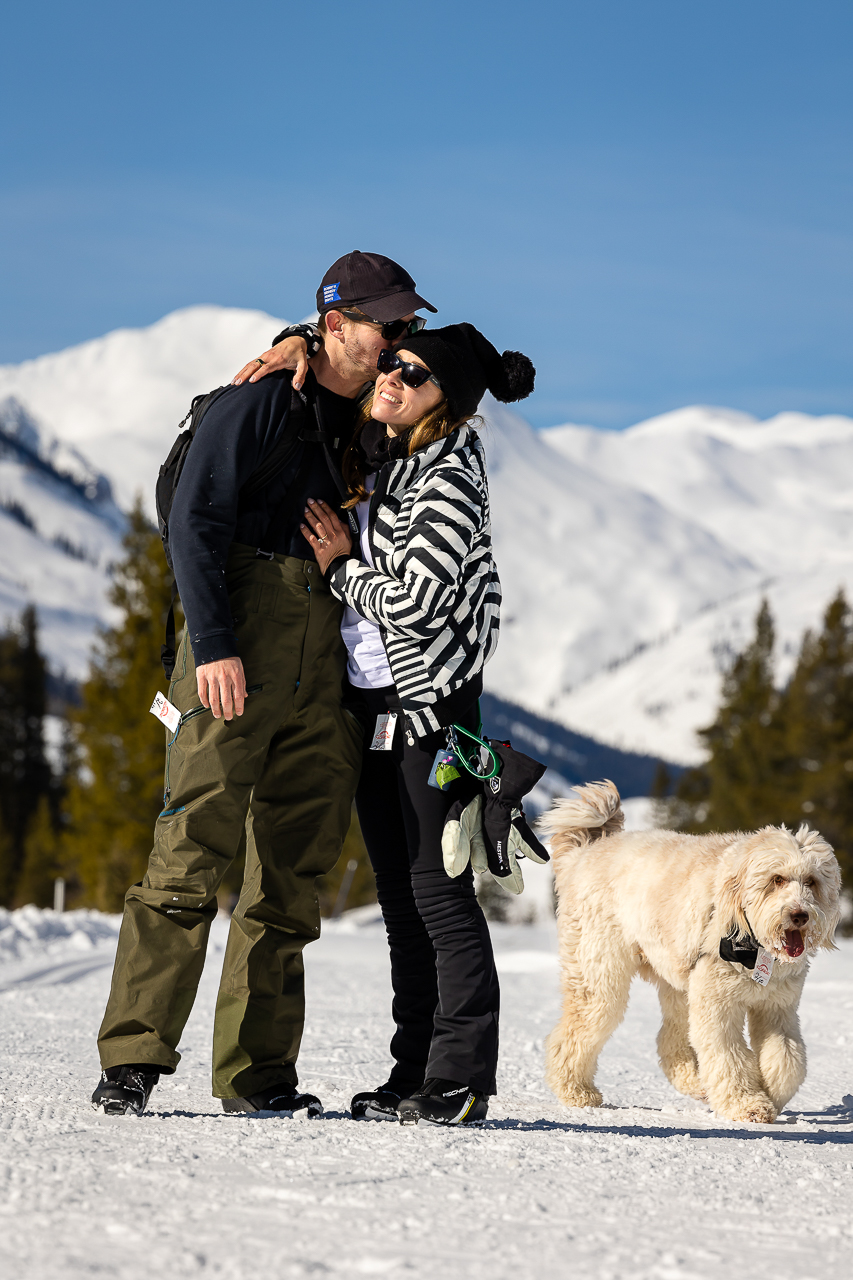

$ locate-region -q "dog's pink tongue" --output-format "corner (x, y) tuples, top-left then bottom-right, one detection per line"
(784, 929), (805, 957)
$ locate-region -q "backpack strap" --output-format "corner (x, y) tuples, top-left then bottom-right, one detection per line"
(161, 577), (179, 682)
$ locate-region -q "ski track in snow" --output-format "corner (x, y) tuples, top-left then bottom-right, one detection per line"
(1, 913), (851, 1280)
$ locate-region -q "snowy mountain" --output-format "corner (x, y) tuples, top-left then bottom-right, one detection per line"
(482, 402), (758, 716)
(543, 408), (853, 761)
(0, 306), (289, 512)
(1, 308), (850, 765)
(0, 397), (125, 678)
(0, 307), (290, 678)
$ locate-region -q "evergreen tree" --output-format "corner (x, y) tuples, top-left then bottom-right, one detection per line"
(0, 605), (51, 904)
(669, 593), (853, 896)
(648, 761), (676, 827)
(63, 499), (178, 911)
(780, 590), (853, 887)
(671, 600), (789, 833)
(14, 795), (61, 908)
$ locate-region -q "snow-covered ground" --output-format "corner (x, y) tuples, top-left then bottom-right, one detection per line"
(1, 906), (851, 1279)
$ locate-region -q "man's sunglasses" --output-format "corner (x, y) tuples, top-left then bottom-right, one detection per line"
(376, 348), (441, 390)
(340, 310), (427, 342)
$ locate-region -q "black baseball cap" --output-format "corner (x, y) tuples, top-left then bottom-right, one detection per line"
(316, 250), (437, 321)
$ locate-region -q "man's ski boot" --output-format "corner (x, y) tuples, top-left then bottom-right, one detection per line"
(351, 1080), (420, 1121)
(398, 1078), (488, 1127)
(91, 1065), (160, 1115)
(221, 1081), (323, 1117)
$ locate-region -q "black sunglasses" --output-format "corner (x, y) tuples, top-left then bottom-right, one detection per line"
(376, 348), (441, 390)
(340, 310), (427, 342)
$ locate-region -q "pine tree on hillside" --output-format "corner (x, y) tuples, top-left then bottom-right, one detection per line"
(668, 593), (853, 896)
(0, 605), (51, 904)
(14, 794), (61, 908)
(781, 590), (853, 886)
(63, 500), (178, 911)
(673, 600), (789, 833)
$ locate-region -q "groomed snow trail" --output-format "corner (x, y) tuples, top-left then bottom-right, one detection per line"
(1, 909), (851, 1279)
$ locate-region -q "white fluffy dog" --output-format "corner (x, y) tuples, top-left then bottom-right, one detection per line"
(539, 782), (842, 1124)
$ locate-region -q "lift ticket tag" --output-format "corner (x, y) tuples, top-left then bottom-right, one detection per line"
(150, 692), (182, 734)
(370, 713), (397, 751)
(751, 947), (775, 986)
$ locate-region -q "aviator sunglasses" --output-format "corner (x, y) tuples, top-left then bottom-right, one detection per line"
(376, 347), (442, 390)
(340, 310), (427, 342)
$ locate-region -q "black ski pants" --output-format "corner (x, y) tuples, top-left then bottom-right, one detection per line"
(352, 684), (500, 1095)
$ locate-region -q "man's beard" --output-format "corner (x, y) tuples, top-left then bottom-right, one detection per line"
(344, 332), (382, 381)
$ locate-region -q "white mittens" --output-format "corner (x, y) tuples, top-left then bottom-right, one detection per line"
(441, 794), (549, 895)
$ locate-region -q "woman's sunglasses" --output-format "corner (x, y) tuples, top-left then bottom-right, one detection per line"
(341, 310), (427, 342)
(376, 348), (441, 390)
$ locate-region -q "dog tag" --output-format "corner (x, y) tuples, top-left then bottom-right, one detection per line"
(150, 692), (181, 733)
(751, 947), (775, 986)
(370, 713), (397, 751)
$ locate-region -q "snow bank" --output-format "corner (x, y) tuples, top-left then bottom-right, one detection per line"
(0, 904), (121, 965)
(323, 901), (384, 933)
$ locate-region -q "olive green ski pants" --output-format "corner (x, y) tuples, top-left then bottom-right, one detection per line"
(97, 545), (363, 1098)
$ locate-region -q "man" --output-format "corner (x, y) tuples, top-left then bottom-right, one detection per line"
(92, 251), (436, 1117)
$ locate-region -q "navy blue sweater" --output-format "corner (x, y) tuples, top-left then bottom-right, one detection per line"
(170, 370), (358, 665)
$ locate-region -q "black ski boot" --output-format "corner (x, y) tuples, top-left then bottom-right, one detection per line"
(398, 1078), (488, 1127)
(221, 1081), (323, 1117)
(351, 1080), (421, 1122)
(91, 1065), (160, 1116)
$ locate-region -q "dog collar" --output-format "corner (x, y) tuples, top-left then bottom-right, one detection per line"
(719, 921), (761, 969)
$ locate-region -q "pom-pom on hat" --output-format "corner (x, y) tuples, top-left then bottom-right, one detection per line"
(398, 323), (535, 420)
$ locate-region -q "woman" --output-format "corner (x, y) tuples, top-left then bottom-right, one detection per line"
(301, 323), (535, 1126)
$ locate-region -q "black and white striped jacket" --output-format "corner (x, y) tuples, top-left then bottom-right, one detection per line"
(328, 426), (501, 737)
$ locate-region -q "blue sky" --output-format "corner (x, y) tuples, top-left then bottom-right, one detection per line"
(1, 0), (851, 428)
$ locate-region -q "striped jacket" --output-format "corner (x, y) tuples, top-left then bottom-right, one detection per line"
(328, 426), (501, 737)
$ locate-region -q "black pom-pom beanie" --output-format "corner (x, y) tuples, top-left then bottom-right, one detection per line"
(399, 322), (535, 420)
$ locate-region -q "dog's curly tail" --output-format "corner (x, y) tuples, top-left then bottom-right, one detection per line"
(537, 781), (624, 857)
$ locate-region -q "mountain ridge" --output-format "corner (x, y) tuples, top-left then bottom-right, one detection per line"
(2, 305), (850, 764)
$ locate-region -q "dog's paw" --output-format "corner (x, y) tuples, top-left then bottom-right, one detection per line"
(721, 1094), (777, 1124)
(555, 1083), (603, 1109)
(666, 1061), (706, 1102)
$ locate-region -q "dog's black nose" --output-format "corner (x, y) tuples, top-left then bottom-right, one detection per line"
(790, 911), (809, 927)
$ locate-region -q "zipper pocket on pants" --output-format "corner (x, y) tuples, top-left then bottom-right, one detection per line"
(163, 684), (264, 805)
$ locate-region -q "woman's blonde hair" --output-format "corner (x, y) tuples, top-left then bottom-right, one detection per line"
(341, 390), (475, 509)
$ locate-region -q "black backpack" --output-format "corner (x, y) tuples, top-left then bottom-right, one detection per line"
(155, 381), (308, 679)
